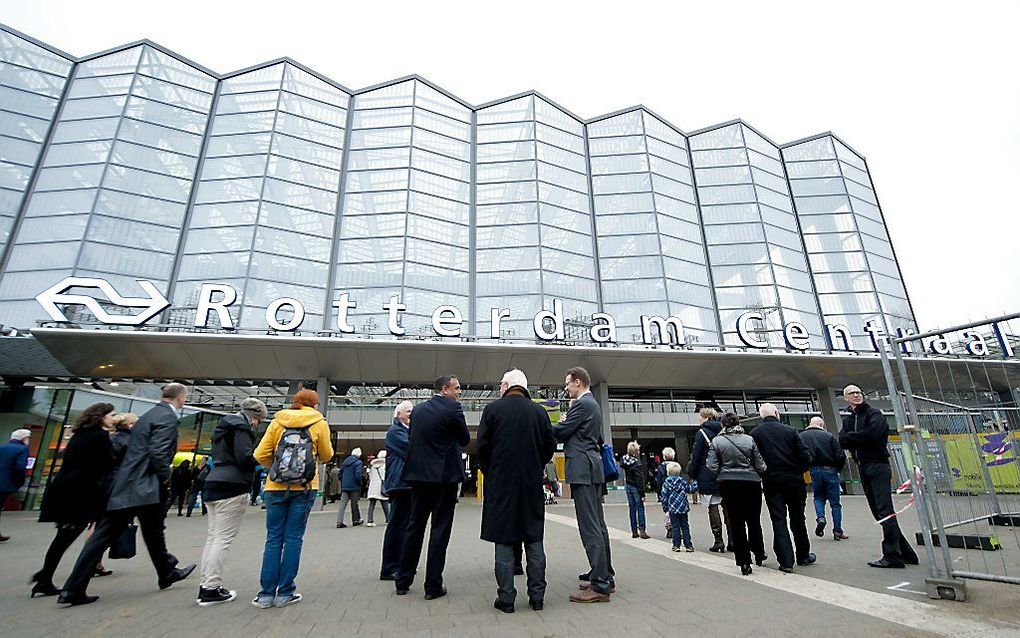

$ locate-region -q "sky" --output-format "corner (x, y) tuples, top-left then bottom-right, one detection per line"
(5, 1), (1018, 332)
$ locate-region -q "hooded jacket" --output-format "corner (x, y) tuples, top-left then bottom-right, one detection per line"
(204, 412), (258, 502)
(254, 406), (333, 491)
(367, 455), (387, 500)
(340, 453), (364, 492)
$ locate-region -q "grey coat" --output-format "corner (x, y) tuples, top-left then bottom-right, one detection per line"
(705, 429), (767, 483)
(107, 402), (179, 511)
(552, 392), (604, 485)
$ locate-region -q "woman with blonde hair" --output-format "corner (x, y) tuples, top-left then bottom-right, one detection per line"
(619, 441), (649, 539)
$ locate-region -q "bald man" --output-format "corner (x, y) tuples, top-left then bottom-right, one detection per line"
(800, 416), (848, 540)
(838, 385), (918, 568)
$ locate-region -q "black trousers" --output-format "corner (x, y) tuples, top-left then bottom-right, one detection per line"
(396, 483), (458, 595)
(166, 489), (187, 516)
(380, 490), (411, 578)
(62, 503), (174, 595)
(35, 523), (88, 584)
(859, 461), (918, 565)
(762, 476), (811, 568)
(571, 483), (614, 594)
(495, 541), (545, 605)
(718, 481), (766, 568)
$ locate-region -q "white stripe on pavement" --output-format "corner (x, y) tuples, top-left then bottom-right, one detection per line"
(545, 512), (1013, 638)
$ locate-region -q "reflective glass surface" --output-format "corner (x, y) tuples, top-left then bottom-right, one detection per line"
(783, 135), (916, 348)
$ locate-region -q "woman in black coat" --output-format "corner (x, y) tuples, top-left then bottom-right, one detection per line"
(30, 403), (116, 597)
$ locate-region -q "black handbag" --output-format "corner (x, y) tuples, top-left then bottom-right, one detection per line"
(109, 522), (138, 560)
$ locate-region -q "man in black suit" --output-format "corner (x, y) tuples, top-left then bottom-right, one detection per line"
(477, 369), (556, 613)
(60, 383), (196, 606)
(395, 374), (470, 600)
(553, 366), (614, 603)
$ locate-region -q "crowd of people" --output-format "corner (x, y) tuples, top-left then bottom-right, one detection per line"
(0, 373), (918, 612)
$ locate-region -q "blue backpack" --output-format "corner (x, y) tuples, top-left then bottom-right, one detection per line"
(601, 444), (620, 483)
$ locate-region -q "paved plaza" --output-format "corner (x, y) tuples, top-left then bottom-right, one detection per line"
(1, 495), (1019, 637)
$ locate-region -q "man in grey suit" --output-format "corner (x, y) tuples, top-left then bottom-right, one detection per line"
(59, 383), (196, 606)
(552, 366), (614, 603)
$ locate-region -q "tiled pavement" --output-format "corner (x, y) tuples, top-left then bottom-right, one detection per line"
(0, 495), (1018, 637)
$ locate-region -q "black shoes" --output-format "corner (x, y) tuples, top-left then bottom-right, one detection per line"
(868, 559), (905, 569)
(31, 581), (60, 598)
(513, 565), (524, 576)
(779, 565), (794, 573)
(158, 564), (196, 590)
(336, 522), (347, 528)
(578, 572), (590, 581)
(529, 599), (543, 611)
(726, 544), (734, 552)
(424, 587), (447, 600)
(754, 553), (768, 566)
(379, 573), (396, 581)
(57, 591), (99, 606)
(395, 588), (409, 595)
(904, 556), (920, 566)
(196, 586), (237, 606)
(740, 564), (753, 576)
(708, 541), (725, 553)
(815, 517), (826, 537)
(352, 520), (364, 527)
(494, 599), (514, 613)
(797, 553), (817, 566)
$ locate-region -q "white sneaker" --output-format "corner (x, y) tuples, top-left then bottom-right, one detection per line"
(251, 595), (273, 609)
(366, 522), (376, 527)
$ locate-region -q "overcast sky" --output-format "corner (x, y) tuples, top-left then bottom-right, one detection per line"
(6, 1), (1018, 332)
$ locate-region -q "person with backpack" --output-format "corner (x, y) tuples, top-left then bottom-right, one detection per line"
(195, 398), (267, 606)
(252, 389), (333, 609)
(336, 448), (364, 528)
(366, 451), (388, 526)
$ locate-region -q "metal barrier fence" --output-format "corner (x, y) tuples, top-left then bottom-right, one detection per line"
(880, 312), (1020, 602)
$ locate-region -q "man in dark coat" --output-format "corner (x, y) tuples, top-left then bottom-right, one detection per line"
(0, 428), (30, 542)
(380, 400), (412, 581)
(750, 403), (814, 572)
(59, 384), (196, 606)
(336, 448), (364, 528)
(395, 375), (470, 600)
(688, 407), (732, 552)
(553, 366), (614, 604)
(839, 384), (919, 568)
(800, 416), (849, 540)
(477, 369), (556, 613)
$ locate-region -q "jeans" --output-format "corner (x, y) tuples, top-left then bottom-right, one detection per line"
(186, 489), (207, 517)
(624, 485), (646, 531)
(199, 494), (248, 589)
(367, 498), (389, 523)
(259, 490), (315, 598)
(669, 513), (691, 549)
(810, 467), (843, 532)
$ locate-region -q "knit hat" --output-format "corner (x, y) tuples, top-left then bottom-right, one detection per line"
(240, 398), (268, 422)
(10, 428), (31, 443)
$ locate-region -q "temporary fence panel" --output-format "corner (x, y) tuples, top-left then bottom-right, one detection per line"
(881, 312), (1020, 601)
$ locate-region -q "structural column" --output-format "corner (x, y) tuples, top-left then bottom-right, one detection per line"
(594, 383), (612, 444)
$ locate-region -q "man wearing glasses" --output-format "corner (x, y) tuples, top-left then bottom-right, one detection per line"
(838, 385), (919, 569)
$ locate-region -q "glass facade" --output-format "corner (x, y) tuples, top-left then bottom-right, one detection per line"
(0, 26), (916, 352)
(783, 134), (916, 349)
(691, 122), (824, 348)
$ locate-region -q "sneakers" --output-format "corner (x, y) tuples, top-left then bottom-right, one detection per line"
(685, 546), (695, 553)
(251, 595), (274, 609)
(671, 546), (683, 552)
(815, 517), (826, 537)
(336, 522), (347, 529)
(366, 522), (376, 527)
(352, 520), (364, 527)
(275, 593), (302, 608)
(196, 587), (236, 607)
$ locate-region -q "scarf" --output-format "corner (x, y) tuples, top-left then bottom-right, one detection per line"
(722, 424), (745, 435)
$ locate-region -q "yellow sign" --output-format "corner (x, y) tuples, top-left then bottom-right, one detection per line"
(941, 432), (1020, 494)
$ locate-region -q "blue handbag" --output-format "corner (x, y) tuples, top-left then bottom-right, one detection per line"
(601, 444), (620, 482)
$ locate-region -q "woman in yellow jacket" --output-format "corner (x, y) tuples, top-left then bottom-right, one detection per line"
(251, 389), (333, 609)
